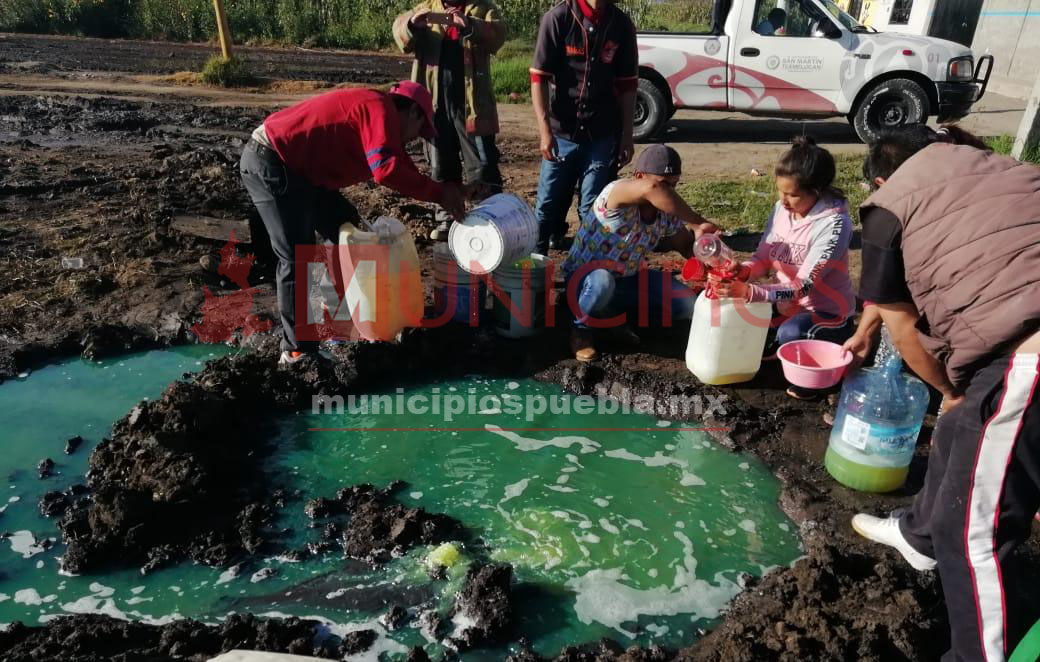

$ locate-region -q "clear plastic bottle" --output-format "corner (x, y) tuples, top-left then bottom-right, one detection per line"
(825, 326), (930, 492)
(693, 234), (736, 272)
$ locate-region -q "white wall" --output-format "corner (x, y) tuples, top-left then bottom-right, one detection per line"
(971, 0), (1040, 98)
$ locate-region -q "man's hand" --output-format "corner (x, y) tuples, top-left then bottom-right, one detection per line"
(439, 183), (467, 221)
(842, 332), (874, 367)
(618, 136), (635, 168)
(410, 9), (432, 29)
(539, 126), (557, 162)
(694, 222), (719, 239)
(940, 393), (965, 415)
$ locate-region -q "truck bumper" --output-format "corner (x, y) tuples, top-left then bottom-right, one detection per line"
(936, 82), (978, 122)
(936, 55), (994, 122)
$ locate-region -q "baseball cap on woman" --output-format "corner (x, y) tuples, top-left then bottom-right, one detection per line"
(389, 80), (437, 140)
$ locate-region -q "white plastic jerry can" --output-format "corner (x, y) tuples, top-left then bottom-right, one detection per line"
(337, 217), (423, 342)
(685, 292), (772, 385)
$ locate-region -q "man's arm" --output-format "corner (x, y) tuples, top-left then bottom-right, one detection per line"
(606, 178), (714, 230)
(530, 11), (559, 162)
(876, 302), (960, 399)
(614, 17), (638, 167)
(531, 79), (555, 161)
(464, 3), (507, 53)
(392, 2), (431, 53)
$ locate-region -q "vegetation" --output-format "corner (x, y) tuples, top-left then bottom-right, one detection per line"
(1, 0), (715, 50)
(986, 134), (1040, 164)
(679, 155), (869, 232)
(199, 54), (252, 87)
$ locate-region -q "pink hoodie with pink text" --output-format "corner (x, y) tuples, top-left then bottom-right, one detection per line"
(746, 196), (855, 319)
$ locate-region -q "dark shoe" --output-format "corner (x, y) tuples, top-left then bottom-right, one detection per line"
(430, 221), (451, 241)
(570, 329), (597, 363)
(786, 386), (820, 401)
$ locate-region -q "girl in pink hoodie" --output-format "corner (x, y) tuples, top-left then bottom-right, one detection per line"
(713, 136), (856, 352)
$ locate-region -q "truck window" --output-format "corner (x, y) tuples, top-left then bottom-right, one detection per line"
(752, 0), (830, 37)
(638, 0), (717, 33)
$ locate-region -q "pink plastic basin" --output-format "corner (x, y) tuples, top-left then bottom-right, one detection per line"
(777, 340), (852, 389)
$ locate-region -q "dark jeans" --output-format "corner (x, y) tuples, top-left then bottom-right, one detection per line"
(239, 139), (359, 352)
(769, 309), (857, 350)
(426, 102), (503, 223)
(534, 135), (617, 253)
(899, 353), (1040, 661)
(566, 268), (699, 329)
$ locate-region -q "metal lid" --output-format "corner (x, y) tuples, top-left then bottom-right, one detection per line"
(448, 215), (505, 275)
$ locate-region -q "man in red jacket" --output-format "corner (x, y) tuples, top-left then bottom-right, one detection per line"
(240, 81), (465, 364)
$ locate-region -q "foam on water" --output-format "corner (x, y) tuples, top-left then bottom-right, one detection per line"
(1, 358), (800, 660)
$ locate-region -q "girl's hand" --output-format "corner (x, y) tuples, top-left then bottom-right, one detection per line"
(707, 274), (749, 300)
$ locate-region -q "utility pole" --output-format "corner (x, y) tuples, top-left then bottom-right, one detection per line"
(1012, 69), (1040, 160)
(212, 0), (234, 59)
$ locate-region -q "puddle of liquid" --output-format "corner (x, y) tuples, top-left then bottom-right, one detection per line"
(0, 358), (801, 660)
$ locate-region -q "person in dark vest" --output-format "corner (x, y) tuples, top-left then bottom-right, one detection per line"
(529, 0), (638, 253)
(850, 125), (1040, 662)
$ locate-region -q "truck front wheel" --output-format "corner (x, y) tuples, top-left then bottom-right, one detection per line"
(634, 78), (670, 142)
(850, 78), (930, 143)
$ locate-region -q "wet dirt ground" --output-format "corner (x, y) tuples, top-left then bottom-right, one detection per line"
(1, 34), (1038, 662)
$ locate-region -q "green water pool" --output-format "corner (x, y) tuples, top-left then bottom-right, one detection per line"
(0, 352), (801, 659)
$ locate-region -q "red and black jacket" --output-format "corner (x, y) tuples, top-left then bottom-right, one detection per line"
(530, 0), (638, 143)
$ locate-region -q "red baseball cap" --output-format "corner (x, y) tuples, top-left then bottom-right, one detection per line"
(389, 80), (437, 141)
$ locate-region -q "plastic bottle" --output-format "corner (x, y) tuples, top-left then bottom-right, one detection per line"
(824, 326), (930, 492)
(694, 234), (736, 273)
(337, 216), (423, 342)
(686, 292), (772, 385)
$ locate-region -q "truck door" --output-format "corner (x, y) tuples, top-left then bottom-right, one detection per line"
(729, 0), (849, 113)
(928, 0), (983, 47)
(637, 0), (732, 111)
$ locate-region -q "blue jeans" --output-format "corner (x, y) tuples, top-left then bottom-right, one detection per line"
(567, 268), (699, 329)
(534, 136), (617, 253)
(773, 310), (856, 348)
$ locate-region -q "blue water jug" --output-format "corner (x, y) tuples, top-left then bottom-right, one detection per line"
(825, 326), (930, 492)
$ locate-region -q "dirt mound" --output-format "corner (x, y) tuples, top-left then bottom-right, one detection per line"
(302, 483), (463, 563)
(57, 344), (346, 573)
(450, 563), (515, 650)
(0, 612), (367, 661)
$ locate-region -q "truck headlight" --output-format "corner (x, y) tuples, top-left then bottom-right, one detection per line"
(948, 56), (974, 82)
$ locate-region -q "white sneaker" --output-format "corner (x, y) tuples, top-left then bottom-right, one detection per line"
(278, 349), (333, 365)
(851, 513), (937, 571)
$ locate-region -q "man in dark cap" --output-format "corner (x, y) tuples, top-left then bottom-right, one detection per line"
(561, 144), (718, 362)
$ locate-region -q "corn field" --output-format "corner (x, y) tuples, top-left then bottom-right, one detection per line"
(0, 0), (713, 49)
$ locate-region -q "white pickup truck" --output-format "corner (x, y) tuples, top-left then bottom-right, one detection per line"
(635, 0), (993, 142)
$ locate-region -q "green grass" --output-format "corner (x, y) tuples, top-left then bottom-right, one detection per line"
(199, 55), (253, 87)
(986, 134), (1040, 164)
(678, 155), (870, 232)
(492, 39), (533, 103)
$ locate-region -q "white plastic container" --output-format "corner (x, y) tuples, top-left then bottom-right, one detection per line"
(449, 193), (538, 275)
(337, 216), (423, 342)
(685, 292), (772, 385)
(491, 254), (552, 338)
